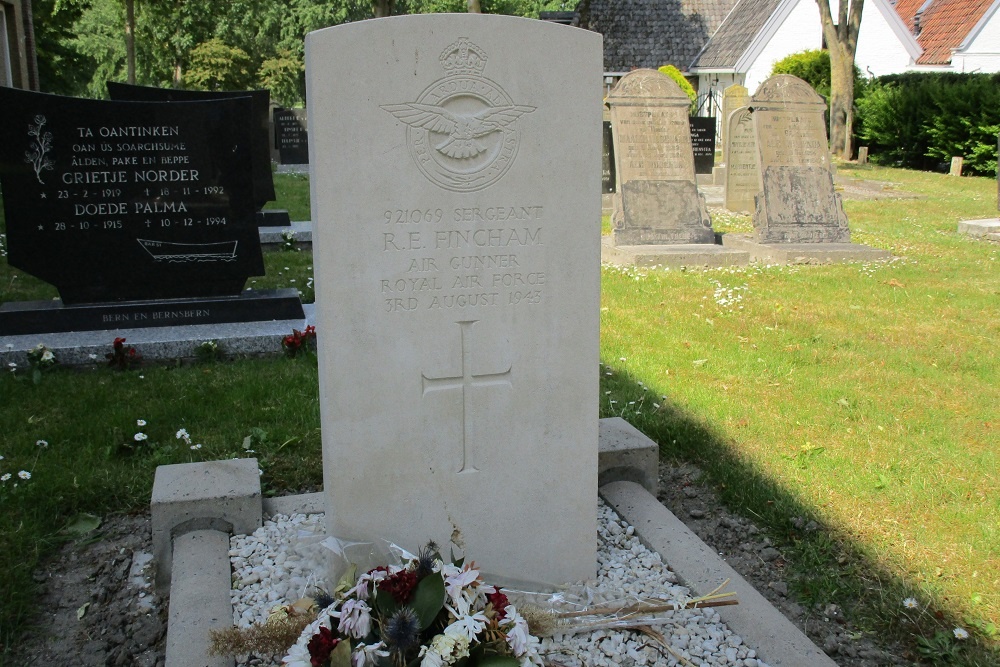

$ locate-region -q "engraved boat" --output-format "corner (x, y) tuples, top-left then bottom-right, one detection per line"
(137, 238), (238, 263)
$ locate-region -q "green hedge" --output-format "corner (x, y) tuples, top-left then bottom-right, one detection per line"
(856, 72), (1000, 176)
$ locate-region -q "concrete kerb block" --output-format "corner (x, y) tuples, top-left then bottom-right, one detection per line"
(151, 458), (262, 590)
(598, 417), (659, 493)
(167, 529), (236, 667)
(600, 481), (838, 667)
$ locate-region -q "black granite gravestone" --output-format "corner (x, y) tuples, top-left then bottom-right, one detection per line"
(107, 83), (274, 206)
(274, 109), (309, 165)
(689, 116), (717, 175)
(0, 87), (303, 334)
(602, 120), (616, 194)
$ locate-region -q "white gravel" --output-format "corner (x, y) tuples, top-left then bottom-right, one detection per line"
(230, 500), (769, 667)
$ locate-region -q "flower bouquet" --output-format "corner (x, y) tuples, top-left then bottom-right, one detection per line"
(281, 542), (542, 667)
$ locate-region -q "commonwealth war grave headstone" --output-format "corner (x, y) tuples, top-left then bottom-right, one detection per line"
(0, 87), (303, 335)
(721, 75), (888, 263)
(273, 108), (309, 165)
(724, 106), (757, 213)
(308, 15), (601, 584)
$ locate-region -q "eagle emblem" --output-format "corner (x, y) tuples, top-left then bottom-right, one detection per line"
(381, 38), (536, 192)
(381, 103), (535, 159)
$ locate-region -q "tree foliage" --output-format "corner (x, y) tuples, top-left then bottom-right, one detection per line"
(33, 0), (564, 103)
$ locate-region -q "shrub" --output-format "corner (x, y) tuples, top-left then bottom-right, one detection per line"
(658, 64), (697, 111)
(771, 49), (833, 98)
(856, 72), (1000, 175)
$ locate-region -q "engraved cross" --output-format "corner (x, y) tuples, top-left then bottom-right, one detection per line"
(421, 320), (511, 474)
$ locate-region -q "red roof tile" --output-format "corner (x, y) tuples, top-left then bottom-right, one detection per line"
(892, 0), (996, 65)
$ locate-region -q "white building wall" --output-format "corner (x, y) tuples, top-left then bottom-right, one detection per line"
(855, 1), (918, 77)
(951, 10), (1000, 73)
(743, 0), (823, 94)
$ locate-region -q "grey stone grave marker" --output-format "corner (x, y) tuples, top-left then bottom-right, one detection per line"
(749, 74), (849, 243)
(724, 106), (757, 213)
(720, 84), (749, 151)
(606, 69), (713, 245)
(307, 15), (601, 584)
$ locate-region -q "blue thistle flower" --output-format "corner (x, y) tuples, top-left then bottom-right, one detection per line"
(383, 607), (421, 654)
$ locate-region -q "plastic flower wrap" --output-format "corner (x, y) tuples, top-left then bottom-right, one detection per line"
(281, 541), (543, 667)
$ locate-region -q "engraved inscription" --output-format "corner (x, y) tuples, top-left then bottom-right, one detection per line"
(380, 204), (545, 312)
(613, 107), (692, 183)
(757, 111), (827, 168)
(421, 320), (511, 473)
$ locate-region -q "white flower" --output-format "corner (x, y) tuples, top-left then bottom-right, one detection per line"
(336, 598), (372, 639)
(0, 455), (4, 460)
(281, 641), (313, 667)
(421, 633), (470, 667)
(902, 597), (918, 609)
(8, 362), (16, 369)
(41, 350), (54, 362)
(88, 353), (98, 361)
(503, 605), (531, 655)
(134, 432), (147, 442)
(36, 440), (48, 447)
(136, 419), (146, 427)
(175, 428), (190, 443)
(18, 470), (31, 480)
(190, 444), (202, 450)
(444, 611), (488, 642)
(953, 627), (969, 640)
(352, 641), (389, 667)
(1, 473), (11, 482)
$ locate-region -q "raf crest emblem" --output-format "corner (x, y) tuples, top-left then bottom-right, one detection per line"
(382, 38), (535, 192)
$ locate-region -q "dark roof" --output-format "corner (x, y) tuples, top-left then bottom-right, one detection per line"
(893, 0), (996, 64)
(580, 0), (739, 72)
(688, 0), (785, 69)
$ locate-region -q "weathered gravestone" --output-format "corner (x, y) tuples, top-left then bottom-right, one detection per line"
(749, 74), (849, 243)
(606, 69), (713, 245)
(308, 15), (601, 583)
(724, 106), (757, 213)
(273, 108), (309, 165)
(719, 84), (749, 150)
(0, 87), (303, 334)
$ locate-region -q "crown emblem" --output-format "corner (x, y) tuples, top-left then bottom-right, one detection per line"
(439, 38), (487, 77)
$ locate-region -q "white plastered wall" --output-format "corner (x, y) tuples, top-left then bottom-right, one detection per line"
(951, 8), (1000, 73)
(855, 0), (919, 77)
(743, 0), (823, 94)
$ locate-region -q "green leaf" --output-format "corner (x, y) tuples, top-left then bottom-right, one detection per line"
(472, 656), (519, 667)
(375, 586), (399, 618)
(334, 564), (357, 596)
(61, 513), (102, 537)
(411, 572), (446, 630)
(329, 638), (352, 667)
(76, 602), (89, 620)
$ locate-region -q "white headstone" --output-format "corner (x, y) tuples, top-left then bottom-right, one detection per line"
(307, 15), (601, 584)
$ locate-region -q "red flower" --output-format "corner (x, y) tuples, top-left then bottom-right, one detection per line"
(307, 626), (339, 666)
(487, 591), (510, 620)
(378, 569), (419, 604)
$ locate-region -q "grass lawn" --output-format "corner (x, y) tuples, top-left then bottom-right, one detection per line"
(1, 167), (998, 664)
